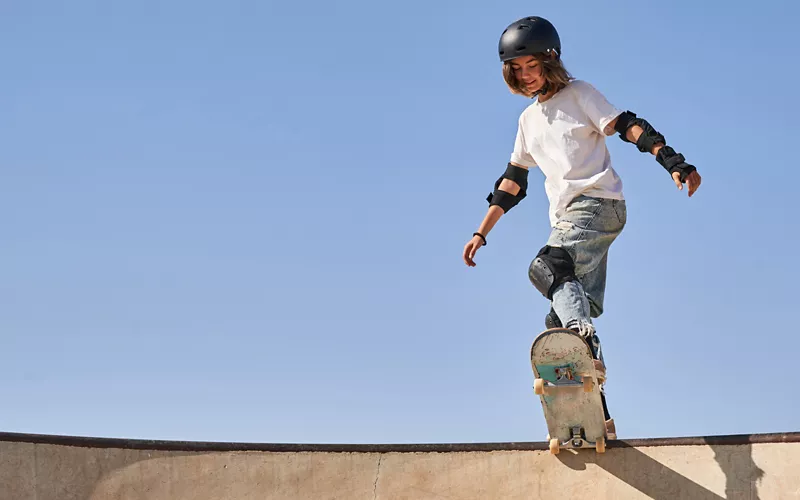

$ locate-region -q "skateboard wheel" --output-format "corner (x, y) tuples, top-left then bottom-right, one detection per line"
(583, 376), (593, 393)
(549, 438), (560, 455)
(534, 378), (545, 395)
(596, 437), (606, 453)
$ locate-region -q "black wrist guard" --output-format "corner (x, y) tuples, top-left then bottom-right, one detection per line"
(486, 163), (529, 213)
(656, 146), (696, 182)
(614, 111), (666, 153)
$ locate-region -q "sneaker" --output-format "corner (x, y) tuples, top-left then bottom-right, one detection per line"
(565, 321), (596, 341)
(544, 308), (562, 329)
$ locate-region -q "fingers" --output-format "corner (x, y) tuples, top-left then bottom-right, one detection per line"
(464, 237), (483, 267)
(463, 242), (477, 267)
(673, 171), (702, 197)
(672, 172), (683, 190)
(687, 171), (702, 197)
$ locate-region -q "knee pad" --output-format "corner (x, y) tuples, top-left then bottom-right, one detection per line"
(528, 245), (576, 299)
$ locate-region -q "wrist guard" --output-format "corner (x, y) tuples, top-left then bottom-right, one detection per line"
(656, 146), (696, 182)
(614, 110), (696, 182)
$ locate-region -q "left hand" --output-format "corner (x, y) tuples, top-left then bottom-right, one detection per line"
(672, 170), (702, 197)
(463, 235), (485, 267)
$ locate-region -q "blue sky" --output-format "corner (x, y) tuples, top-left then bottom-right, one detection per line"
(2, 0), (799, 444)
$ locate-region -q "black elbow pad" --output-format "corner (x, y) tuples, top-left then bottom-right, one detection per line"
(614, 110), (666, 153)
(486, 163), (529, 212)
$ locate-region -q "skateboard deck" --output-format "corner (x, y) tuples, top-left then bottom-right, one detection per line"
(530, 327), (607, 454)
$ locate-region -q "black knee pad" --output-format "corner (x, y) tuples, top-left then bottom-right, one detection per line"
(528, 245), (576, 299)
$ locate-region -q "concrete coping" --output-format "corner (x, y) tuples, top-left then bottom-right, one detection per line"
(2, 430), (799, 453)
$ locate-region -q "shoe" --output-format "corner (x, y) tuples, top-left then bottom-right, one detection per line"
(544, 308), (562, 329)
(565, 320), (596, 341)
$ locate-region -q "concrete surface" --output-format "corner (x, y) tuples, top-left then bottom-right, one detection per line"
(1, 431), (798, 499)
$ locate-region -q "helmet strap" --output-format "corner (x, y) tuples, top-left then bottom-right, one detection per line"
(531, 81), (551, 98)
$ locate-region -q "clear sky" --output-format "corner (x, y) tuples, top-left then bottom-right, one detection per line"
(2, 0), (799, 444)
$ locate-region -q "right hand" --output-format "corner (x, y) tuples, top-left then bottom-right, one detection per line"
(463, 235), (484, 267)
(672, 170), (702, 197)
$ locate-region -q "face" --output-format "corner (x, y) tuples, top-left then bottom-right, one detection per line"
(510, 56), (544, 93)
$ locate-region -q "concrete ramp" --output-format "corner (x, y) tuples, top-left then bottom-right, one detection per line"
(1, 431), (798, 499)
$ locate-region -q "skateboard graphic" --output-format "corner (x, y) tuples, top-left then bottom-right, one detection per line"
(530, 327), (607, 454)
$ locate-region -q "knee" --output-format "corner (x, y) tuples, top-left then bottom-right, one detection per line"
(528, 245), (577, 299)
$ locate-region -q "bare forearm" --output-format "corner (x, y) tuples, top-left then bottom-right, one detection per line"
(477, 205), (505, 236)
(478, 178), (520, 235)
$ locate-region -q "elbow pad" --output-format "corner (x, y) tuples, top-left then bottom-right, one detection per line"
(614, 111), (666, 153)
(486, 163), (529, 213)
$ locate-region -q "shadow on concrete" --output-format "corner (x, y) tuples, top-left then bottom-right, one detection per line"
(707, 441), (764, 500)
(557, 442), (725, 500)
(0, 439), (198, 500)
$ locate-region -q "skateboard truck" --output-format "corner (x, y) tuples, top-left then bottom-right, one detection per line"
(570, 426), (585, 448)
(549, 426), (605, 454)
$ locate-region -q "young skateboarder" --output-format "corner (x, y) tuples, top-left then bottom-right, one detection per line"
(462, 16), (702, 437)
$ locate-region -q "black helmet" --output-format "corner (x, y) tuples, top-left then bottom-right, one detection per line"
(498, 16), (561, 62)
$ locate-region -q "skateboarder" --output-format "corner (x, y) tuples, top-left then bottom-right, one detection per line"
(462, 16), (702, 437)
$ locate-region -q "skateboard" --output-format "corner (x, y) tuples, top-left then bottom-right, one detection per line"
(530, 327), (607, 454)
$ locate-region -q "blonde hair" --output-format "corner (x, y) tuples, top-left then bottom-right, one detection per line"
(502, 54), (574, 98)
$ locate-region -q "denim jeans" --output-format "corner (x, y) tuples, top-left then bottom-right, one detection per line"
(546, 195), (626, 331)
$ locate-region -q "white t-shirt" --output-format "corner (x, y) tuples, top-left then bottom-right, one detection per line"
(509, 79), (625, 226)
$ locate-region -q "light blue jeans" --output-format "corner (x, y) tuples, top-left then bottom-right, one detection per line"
(546, 195), (626, 332)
